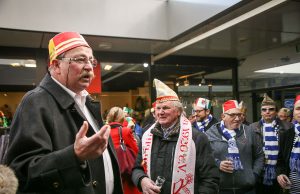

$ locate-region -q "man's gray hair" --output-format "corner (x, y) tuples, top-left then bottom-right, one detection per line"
(0, 165), (18, 194)
(172, 101), (184, 114)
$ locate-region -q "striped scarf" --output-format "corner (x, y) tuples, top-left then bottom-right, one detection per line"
(261, 119), (279, 185)
(219, 121), (243, 170)
(196, 114), (213, 132)
(289, 121), (300, 177)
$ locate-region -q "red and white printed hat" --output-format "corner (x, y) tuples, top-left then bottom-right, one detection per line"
(222, 100), (239, 113)
(194, 98), (211, 109)
(48, 32), (90, 65)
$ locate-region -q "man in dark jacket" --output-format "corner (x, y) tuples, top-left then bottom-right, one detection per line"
(6, 32), (123, 194)
(277, 94), (300, 193)
(132, 79), (219, 194)
(250, 93), (293, 194)
(189, 97), (218, 132)
(206, 100), (264, 194)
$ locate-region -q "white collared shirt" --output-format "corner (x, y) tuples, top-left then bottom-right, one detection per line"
(51, 76), (114, 194)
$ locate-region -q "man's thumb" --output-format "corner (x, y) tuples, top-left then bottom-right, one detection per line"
(77, 121), (89, 138)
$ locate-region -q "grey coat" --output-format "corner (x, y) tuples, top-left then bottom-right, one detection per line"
(206, 123), (264, 191)
(6, 74), (123, 194)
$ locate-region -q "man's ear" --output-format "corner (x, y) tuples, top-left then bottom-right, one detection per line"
(221, 113), (225, 120)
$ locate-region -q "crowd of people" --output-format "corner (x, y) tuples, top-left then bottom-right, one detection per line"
(2, 31), (300, 194)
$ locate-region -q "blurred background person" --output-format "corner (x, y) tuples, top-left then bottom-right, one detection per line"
(189, 97), (218, 132)
(277, 95), (300, 194)
(239, 101), (251, 125)
(278, 108), (292, 122)
(107, 107), (140, 194)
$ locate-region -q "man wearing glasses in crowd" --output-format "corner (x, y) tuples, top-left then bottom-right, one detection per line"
(6, 32), (123, 194)
(189, 97), (218, 132)
(250, 93), (293, 194)
(206, 100), (264, 194)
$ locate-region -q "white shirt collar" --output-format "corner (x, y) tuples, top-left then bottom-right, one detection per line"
(51, 76), (89, 107)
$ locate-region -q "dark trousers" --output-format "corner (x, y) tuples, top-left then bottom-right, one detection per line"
(256, 180), (281, 194)
(220, 188), (255, 194)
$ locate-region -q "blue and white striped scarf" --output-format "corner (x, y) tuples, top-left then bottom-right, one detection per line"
(261, 119), (279, 185)
(196, 114), (213, 132)
(219, 120), (243, 170)
(289, 121), (300, 177)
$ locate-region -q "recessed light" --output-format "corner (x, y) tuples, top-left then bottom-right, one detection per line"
(98, 42), (112, 49)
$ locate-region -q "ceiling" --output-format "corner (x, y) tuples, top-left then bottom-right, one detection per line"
(0, 0), (300, 92)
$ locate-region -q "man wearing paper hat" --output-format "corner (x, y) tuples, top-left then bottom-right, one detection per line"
(6, 32), (123, 194)
(132, 79), (219, 194)
(190, 97), (218, 132)
(250, 93), (293, 194)
(206, 99), (264, 194)
(277, 94), (300, 192)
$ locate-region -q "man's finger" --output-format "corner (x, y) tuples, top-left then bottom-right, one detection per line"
(77, 121), (89, 138)
(98, 125), (111, 137)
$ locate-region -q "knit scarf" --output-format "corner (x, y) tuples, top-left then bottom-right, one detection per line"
(261, 119), (278, 185)
(196, 114), (213, 132)
(219, 121), (243, 170)
(289, 121), (300, 177)
(142, 115), (196, 194)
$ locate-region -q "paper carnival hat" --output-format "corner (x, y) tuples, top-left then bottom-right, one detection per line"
(239, 101), (247, 112)
(261, 93), (276, 107)
(154, 79), (179, 102)
(123, 107), (133, 114)
(222, 100), (239, 113)
(295, 94), (300, 105)
(194, 98), (211, 109)
(48, 32), (90, 64)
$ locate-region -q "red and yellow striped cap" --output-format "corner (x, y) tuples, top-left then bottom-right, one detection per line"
(48, 32), (90, 65)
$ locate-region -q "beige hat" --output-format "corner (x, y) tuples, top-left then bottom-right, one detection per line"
(154, 79), (179, 103)
(261, 93), (276, 107)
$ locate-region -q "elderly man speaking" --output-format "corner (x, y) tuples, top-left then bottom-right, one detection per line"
(132, 79), (219, 194)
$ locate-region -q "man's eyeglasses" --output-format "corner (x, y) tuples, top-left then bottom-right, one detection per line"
(224, 113), (242, 118)
(261, 108), (275, 112)
(59, 57), (98, 67)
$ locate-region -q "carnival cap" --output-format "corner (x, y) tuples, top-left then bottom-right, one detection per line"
(294, 94), (300, 106)
(223, 100), (239, 113)
(48, 32), (90, 65)
(154, 79), (179, 102)
(194, 97), (211, 109)
(239, 101), (247, 113)
(261, 93), (276, 107)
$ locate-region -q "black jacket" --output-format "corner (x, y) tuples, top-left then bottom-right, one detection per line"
(276, 126), (295, 176)
(249, 118), (293, 181)
(132, 121), (220, 194)
(6, 74), (123, 194)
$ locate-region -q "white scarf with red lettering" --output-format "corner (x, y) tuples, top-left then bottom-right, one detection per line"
(142, 115), (196, 194)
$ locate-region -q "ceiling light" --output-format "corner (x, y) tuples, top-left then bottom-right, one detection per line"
(198, 83), (202, 86)
(104, 64), (112, 71)
(98, 42), (112, 50)
(11, 63), (21, 67)
(24, 64), (36, 68)
(184, 79), (189, 86)
(143, 63), (149, 68)
(176, 82), (180, 87)
(254, 62), (300, 74)
(201, 76), (206, 85)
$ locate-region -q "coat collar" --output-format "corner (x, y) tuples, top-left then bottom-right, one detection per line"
(39, 73), (74, 110)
